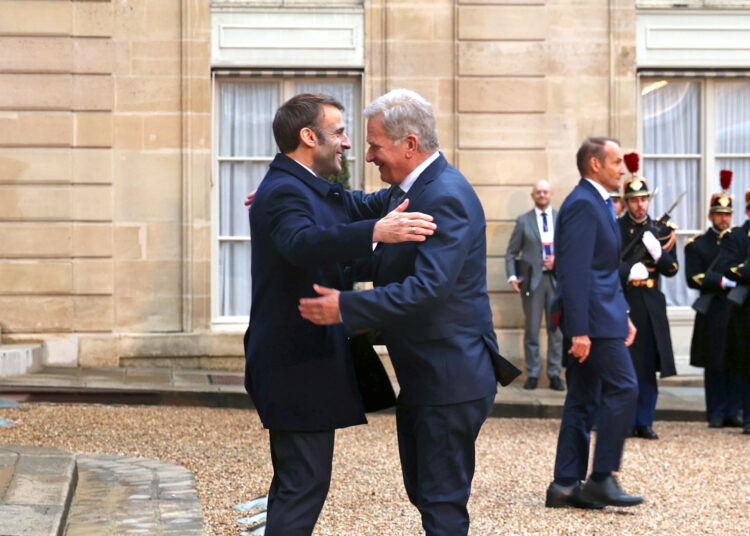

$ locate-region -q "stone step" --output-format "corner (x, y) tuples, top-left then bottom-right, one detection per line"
(0, 345), (43, 378)
(0, 445), (77, 536)
(63, 454), (203, 536)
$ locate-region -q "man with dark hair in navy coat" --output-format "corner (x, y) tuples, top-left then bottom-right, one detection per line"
(299, 89), (520, 536)
(245, 93), (437, 536)
(545, 136), (643, 510)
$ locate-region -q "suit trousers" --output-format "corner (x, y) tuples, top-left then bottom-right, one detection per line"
(396, 395), (494, 536)
(521, 272), (563, 379)
(554, 338), (638, 481)
(265, 429), (335, 536)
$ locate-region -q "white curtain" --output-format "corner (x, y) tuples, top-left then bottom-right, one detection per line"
(218, 82), (278, 317)
(642, 80), (701, 306)
(716, 81), (750, 227)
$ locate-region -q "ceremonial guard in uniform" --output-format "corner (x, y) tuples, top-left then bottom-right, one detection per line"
(610, 188), (625, 218)
(715, 187), (750, 435)
(685, 171), (742, 428)
(618, 153), (678, 440)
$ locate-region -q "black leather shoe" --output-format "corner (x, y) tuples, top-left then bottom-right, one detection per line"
(633, 425), (659, 440)
(524, 377), (538, 390)
(724, 415), (743, 428)
(708, 416), (724, 428)
(545, 481), (605, 509)
(743, 424), (750, 435)
(582, 475), (643, 507)
(549, 376), (565, 391)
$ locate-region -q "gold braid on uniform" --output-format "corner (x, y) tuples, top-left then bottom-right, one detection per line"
(692, 273), (705, 286)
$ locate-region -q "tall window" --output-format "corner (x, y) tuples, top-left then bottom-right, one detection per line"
(641, 77), (750, 307)
(213, 75), (361, 321)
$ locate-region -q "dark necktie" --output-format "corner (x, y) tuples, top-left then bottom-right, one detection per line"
(541, 211), (548, 232)
(387, 186), (406, 213)
(605, 197), (616, 221)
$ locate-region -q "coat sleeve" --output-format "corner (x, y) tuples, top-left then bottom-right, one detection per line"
(343, 188), (391, 221)
(338, 192), (477, 330)
(505, 217), (524, 279)
(556, 198), (596, 337)
(264, 182), (377, 267)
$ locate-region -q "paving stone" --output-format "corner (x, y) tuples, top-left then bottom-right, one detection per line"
(0, 504), (64, 536)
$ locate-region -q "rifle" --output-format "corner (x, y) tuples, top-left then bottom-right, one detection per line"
(621, 191), (686, 266)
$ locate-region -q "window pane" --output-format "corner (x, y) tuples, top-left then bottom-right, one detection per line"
(716, 81), (750, 154)
(219, 241), (251, 317)
(219, 162), (267, 236)
(218, 82), (278, 157)
(716, 158), (750, 227)
(643, 158), (702, 232)
(642, 80), (700, 155)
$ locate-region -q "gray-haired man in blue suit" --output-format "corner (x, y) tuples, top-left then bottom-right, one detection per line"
(299, 89), (520, 536)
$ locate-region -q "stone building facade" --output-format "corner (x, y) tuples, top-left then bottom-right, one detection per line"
(1, 0), (749, 369)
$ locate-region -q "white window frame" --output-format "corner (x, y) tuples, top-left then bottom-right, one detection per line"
(210, 72), (363, 329)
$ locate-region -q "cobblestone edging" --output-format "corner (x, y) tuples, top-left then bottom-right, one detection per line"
(64, 454), (203, 536)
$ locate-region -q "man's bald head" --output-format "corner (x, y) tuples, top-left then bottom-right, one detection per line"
(531, 180), (553, 210)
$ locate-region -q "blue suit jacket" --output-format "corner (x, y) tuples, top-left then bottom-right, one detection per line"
(339, 154), (518, 406)
(244, 153), (389, 432)
(554, 179), (629, 339)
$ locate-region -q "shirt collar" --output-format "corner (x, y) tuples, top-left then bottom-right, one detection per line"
(399, 151), (440, 194)
(534, 206), (551, 217)
(583, 177), (611, 201)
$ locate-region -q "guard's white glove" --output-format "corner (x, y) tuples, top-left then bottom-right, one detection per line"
(641, 230), (662, 262)
(721, 276), (737, 289)
(628, 262), (649, 281)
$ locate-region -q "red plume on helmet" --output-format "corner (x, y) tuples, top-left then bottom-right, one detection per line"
(719, 169), (733, 192)
(623, 152), (640, 175)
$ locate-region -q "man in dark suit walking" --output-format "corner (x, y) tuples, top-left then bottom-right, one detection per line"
(506, 180), (564, 391)
(245, 93), (436, 536)
(299, 89), (520, 536)
(545, 136), (642, 510)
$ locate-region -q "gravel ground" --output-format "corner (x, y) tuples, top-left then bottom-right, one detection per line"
(1, 403), (749, 535)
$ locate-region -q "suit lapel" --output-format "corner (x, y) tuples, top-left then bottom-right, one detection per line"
(400, 153), (446, 207)
(526, 210), (541, 244)
(580, 179), (619, 245)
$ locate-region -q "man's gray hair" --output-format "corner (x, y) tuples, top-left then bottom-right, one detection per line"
(364, 89), (440, 153)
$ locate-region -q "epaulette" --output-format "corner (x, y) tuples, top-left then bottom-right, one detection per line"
(685, 233), (700, 247)
(664, 221), (677, 230)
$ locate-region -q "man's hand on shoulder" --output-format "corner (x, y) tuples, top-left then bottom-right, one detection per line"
(372, 199), (437, 243)
(569, 335), (591, 363)
(299, 284), (342, 325)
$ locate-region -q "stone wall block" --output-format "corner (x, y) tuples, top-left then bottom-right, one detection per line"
(458, 113), (546, 150)
(458, 150), (548, 186)
(116, 76), (181, 113)
(114, 225), (145, 260)
(73, 259), (113, 294)
(73, 75), (114, 111)
(131, 40), (181, 76)
(0, 74), (72, 111)
(459, 79), (546, 113)
(73, 223), (113, 257)
(74, 112), (113, 147)
(115, 260), (182, 297)
(0, 297), (72, 333)
(0, 261), (72, 294)
(475, 185), (532, 221)
(0, 112), (73, 146)
(489, 292), (525, 328)
(0, 223), (72, 258)
(73, 148), (112, 184)
(486, 257), (509, 292)
(386, 42), (454, 78)
(0, 185), (71, 221)
(73, 296), (114, 332)
(114, 152), (181, 221)
(145, 0), (181, 39)
(78, 335), (118, 367)
(0, 1), (72, 36)
(145, 223), (182, 260)
(458, 42), (546, 77)
(144, 114), (181, 150)
(113, 114), (143, 150)
(486, 222), (514, 258)
(386, 7), (434, 41)
(115, 296), (181, 331)
(0, 37), (73, 73)
(73, 1), (113, 37)
(458, 6), (546, 40)
(73, 38), (114, 74)
(72, 184), (112, 221)
(0, 148), (72, 183)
